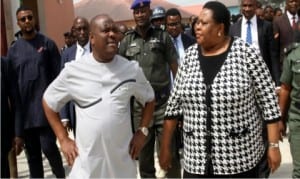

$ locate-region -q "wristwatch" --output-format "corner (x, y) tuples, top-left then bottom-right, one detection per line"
(138, 127), (149, 136)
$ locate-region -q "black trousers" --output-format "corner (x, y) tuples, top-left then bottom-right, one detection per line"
(1, 150), (10, 178)
(258, 122), (271, 178)
(24, 127), (65, 178)
(183, 163), (259, 178)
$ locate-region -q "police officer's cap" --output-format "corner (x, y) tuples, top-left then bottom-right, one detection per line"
(130, 0), (151, 9)
(151, 6), (166, 20)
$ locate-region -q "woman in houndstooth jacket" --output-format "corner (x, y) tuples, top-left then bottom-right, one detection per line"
(159, 1), (281, 178)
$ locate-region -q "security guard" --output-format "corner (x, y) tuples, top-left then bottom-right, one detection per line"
(151, 6), (166, 30)
(279, 43), (300, 178)
(118, 0), (181, 178)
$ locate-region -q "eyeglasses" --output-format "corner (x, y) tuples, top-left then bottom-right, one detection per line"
(167, 22), (181, 27)
(18, 15), (33, 22)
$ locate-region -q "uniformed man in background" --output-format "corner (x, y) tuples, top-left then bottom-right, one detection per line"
(118, 0), (181, 177)
(279, 43), (300, 178)
(150, 6), (166, 30)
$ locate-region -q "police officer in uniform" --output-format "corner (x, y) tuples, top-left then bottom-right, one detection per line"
(279, 43), (300, 178)
(119, 0), (181, 177)
(151, 6), (166, 30)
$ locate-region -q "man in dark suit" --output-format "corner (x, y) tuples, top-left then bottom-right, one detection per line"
(230, 0), (280, 87)
(273, 0), (299, 70)
(165, 8), (196, 66)
(60, 16), (90, 135)
(229, 0), (280, 177)
(7, 6), (65, 178)
(61, 31), (75, 53)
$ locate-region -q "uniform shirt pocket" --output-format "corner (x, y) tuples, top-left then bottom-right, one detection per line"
(149, 41), (164, 52)
(125, 46), (141, 58)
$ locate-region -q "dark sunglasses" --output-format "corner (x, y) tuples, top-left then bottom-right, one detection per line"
(18, 15), (33, 22)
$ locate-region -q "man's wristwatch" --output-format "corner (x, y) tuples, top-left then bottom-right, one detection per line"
(138, 127), (149, 136)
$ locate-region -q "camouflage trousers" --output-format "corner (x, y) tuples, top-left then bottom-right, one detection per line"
(132, 100), (182, 178)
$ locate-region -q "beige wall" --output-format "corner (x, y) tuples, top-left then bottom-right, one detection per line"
(38, 0), (75, 49)
(3, 0), (20, 46)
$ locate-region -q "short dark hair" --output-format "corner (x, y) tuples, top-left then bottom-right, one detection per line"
(264, 5), (273, 11)
(191, 16), (198, 37)
(274, 7), (282, 13)
(165, 8), (182, 19)
(203, 1), (230, 36)
(256, 0), (262, 8)
(16, 6), (33, 16)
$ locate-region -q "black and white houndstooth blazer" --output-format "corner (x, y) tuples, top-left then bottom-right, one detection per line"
(165, 37), (281, 175)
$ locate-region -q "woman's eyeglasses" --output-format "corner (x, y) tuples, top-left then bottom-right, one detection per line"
(18, 15), (33, 22)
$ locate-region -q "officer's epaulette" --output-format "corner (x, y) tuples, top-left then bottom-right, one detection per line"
(284, 43), (300, 56)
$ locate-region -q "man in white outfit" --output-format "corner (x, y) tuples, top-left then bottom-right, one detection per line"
(42, 14), (155, 178)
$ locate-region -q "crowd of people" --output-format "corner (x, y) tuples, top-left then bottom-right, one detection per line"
(1, 0), (300, 178)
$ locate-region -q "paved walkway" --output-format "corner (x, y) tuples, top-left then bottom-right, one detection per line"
(17, 137), (293, 178)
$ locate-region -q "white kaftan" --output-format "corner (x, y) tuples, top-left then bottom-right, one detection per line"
(44, 54), (154, 178)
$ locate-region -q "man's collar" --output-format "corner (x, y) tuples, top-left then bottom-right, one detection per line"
(172, 33), (182, 41)
(287, 10), (298, 19)
(77, 41), (90, 51)
(242, 15), (256, 24)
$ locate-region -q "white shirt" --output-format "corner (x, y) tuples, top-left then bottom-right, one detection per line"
(287, 10), (299, 28)
(44, 54), (154, 178)
(75, 41), (91, 60)
(173, 34), (185, 65)
(241, 15), (259, 50)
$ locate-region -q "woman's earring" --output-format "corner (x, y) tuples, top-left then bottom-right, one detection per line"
(218, 32), (221, 37)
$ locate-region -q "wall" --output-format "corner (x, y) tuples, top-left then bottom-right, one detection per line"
(38, 0), (75, 49)
(2, 0), (20, 47)
(1, 0), (8, 55)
